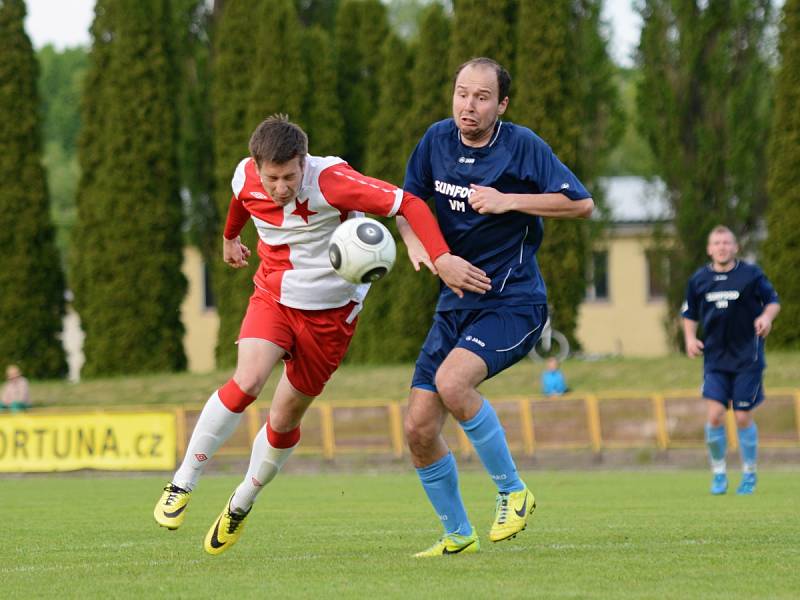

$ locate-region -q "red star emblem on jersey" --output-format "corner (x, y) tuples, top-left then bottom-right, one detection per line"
(291, 198), (318, 223)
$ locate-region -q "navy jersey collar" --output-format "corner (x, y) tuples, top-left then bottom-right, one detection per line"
(457, 120), (503, 150)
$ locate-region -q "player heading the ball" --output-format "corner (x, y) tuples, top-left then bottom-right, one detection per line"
(153, 114), (490, 555)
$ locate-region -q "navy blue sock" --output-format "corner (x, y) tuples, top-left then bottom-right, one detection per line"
(460, 398), (523, 493)
(416, 452), (472, 536)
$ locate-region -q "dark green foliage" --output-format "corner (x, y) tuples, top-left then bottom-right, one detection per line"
(405, 1), (452, 149)
(347, 3), (452, 365)
(450, 0), (516, 75)
(211, 0), (308, 367)
(295, 0), (339, 29)
(210, 0), (261, 367)
(762, 0), (800, 348)
(637, 0), (772, 346)
(513, 0), (621, 345)
(72, 0), (186, 376)
(246, 0), (307, 129)
(0, 0), (67, 378)
(301, 26), (344, 157)
(349, 34), (415, 363)
(37, 45), (87, 267)
(334, 0), (389, 169)
(174, 0), (216, 263)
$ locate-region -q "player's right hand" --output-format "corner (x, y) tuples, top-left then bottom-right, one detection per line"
(433, 253), (492, 298)
(223, 236), (251, 268)
(685, 337), (704, 358)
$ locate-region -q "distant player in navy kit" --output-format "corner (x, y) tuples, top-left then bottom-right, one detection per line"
(398, 57), (594, 556)
(682, 225), (780, 495)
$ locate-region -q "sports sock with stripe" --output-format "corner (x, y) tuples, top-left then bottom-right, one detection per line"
(230, 422), (298, 513)
(460, 397), (524, 493)
(737, 423), (758, 473)
(416, 452), (472, 536)
(172, 391), (243, 491)
(705, 423), (727, 474)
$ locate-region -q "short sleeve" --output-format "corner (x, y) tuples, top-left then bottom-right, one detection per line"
(681, 277), (699, 320)
(318, 163), (403, 217)
(522, 133), (590, 200)
(403, 126), (434, 200)
(754, 268), (779, 306)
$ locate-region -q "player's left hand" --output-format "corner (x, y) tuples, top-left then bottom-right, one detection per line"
(434, 253), (492, 298)
(468, 184), (512, 214)
(754, 314), (773, 338)
(403, 234), (437, 274)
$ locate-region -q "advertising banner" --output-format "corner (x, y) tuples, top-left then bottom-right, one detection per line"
(0, 412), (176, 472)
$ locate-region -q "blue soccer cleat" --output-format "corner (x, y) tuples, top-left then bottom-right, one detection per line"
(736, 472), (757, 495)
(710, 473), (728, 495)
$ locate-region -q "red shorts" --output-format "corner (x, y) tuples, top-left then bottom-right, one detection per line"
(238, 289), (359, 397)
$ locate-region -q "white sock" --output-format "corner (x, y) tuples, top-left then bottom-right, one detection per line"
(742, 463), (757, 474)
(172, 391), (243, 490)
(711, 459), (727, 475)
(230, 424), (297, 513)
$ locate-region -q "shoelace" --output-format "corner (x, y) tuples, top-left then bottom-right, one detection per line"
(226, 508), (248, 534)
(495, 493), (510, 524)
(163, 484), (186, 507)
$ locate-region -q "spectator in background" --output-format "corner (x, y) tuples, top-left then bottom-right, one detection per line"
(2, 365), (30, 412)
(541, 357), (567, 396)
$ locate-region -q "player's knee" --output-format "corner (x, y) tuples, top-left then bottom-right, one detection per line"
(404, 414), (435, 450)
(233, 370), (266, 397)
(735, 412), (753, 428)
(434, 371), (466, 407)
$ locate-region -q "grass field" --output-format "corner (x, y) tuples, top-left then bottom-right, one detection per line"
(5, 470), (800, 599)
(29, 351), (800, 408)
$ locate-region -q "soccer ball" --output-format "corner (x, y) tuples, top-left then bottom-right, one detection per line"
(328, 217), (396, 284)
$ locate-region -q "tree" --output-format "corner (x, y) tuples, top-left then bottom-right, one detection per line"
(174, 0), (216, 263)
(211, 0), (308, 366)
(405, 1), (452, 149)
(334, 0), (389, 170)
(37, 45), (88, 267)
(0, 0), (67, 378)
(301, 25), (344, 157)
(762, 0), (800, 347)
(210, 0), (260, 367)
(348, 34), (414, 363)
(450, 0), (516, 75)
(72, 0), (186, 375)
(637, 0), (772, 345)
(513, 0), (621, 345)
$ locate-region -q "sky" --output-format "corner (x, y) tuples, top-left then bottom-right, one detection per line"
(24, 0), (643, 67)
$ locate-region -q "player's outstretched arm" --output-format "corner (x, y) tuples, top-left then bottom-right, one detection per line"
(468, 184), (593, 218)
(682, 318), (704, 358)
(754, 302), (780, 338)
(433, 253), (491, 298)
(396, 216), (436, 274)
(223, 236), (251, 269)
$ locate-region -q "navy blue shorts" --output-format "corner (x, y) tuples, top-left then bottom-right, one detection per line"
(411, 305), (547, 392)
(702, 368), (764, 411)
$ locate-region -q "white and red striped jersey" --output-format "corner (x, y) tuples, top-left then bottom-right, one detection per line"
(225, 155), (443, 310)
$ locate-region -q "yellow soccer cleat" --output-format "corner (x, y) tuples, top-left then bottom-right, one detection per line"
(414, 531), (480, 558)
(489, 486), (536, 542)
(154, 483), (192, 530)
(204, 496), (251, 556)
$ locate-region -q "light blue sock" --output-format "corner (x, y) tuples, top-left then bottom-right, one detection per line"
(738, 423), (758, 472)
(705, 423), (727, 472)
(460, 398), (523, 493)
(416, 452), (472, 536)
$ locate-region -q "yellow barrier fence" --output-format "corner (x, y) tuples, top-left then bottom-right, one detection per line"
(3, 389), (799, 469)
(176, 388), (800, 460)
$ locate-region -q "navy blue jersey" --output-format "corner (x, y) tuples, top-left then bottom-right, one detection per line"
(682, 261), (779, 371)
(404, 119), (590, 311)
